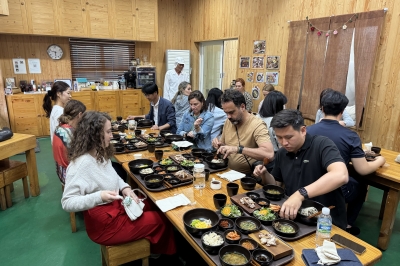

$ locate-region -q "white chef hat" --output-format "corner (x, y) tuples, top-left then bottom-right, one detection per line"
(175, 57), (185, 66)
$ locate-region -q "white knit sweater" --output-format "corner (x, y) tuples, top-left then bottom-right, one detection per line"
(61, 153), (129, 212)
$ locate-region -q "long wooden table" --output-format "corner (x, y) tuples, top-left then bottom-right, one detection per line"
(0, 133), (40, 196)
(348, 148), (400, 250)
(116, 145), (382, 265)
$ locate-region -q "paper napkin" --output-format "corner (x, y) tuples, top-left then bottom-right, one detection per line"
(216, 170), (246, 182)
(155, 193), (191, 212)
(315, 240), (341, 265)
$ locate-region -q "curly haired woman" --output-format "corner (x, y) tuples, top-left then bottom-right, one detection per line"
(61, 111), (176, 254)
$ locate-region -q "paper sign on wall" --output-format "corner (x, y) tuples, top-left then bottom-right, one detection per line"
(28, 58), (42, 73)
(12, 58), (27, 74)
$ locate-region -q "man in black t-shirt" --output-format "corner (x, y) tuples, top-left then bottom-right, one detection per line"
(254, 109), (349, 229)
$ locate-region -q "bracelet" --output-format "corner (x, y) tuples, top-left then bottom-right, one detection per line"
(121, 186), (131, 192)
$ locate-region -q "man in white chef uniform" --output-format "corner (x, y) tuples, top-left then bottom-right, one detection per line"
(163, 57), (190, 101)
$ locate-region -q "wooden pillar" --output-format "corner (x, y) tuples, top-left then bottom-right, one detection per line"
(0, 65), (11, 128)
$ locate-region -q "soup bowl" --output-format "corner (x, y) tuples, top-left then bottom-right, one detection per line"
(219, 244), (251, 266)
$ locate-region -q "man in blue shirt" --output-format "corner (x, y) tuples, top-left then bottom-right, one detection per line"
(307, 90), (386, 235)
(127, 82), (177, 133)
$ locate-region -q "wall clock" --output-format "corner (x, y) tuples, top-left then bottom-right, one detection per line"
(47, 44), (63, 60)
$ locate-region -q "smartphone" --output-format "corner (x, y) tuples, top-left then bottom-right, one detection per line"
(331, 234), (366, 255)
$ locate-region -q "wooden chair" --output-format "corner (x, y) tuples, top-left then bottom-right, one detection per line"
(101, 239), (150, 266)
(0, 160), (29, 210)
(61, 184), (77, 233)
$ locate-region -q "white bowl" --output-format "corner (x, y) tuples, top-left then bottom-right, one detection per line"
(134, 154), (143, 159)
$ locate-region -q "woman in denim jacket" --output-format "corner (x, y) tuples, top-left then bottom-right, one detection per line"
(177, 90), (214, 151)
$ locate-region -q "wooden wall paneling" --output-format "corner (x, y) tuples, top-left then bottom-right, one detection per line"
(25, 0), (59, 35)
(0, 0), (10, 15)
(119, 90), (141, 117)
(113, 0), (137, 40)
(222, 39), (238, 91)
(57, 0), (87, 37)
(0, 0), (28, 34)
(95, 91), (119, 120)
(136, 0), (158, 41)
(86, 0), (113, 39)
(0, 66), (10, 128)
(71, 91), (95, 110)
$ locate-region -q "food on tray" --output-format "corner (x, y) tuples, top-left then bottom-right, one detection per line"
(120, 119), (127, 124)
(241, 240), (255, 250)
(266, 189), (281, 194)
(174, 170), (190, 179)
(135, 141), (147, 148)
(239, 197), (256, 209)
(112, 124), (119, 130)
(139, 168), (153, 174)
(269, 204), (281, 212)
(258, 231), (277, 246)
(194, 158), (201, 163)
(110, 140), (119, 144)
(158, 171), (166, 175)
(173, 154), (186, 162)
(299, 206), (318, 216)
(159, 158), (174, 165)
(202, 232), (223, 246)
(167, 166), (179, 171)
(211, 159), (224, 163)
(274, 222), (295, 234)
(190, 219), (211, 229)
(147, 137), (157, 142)
(154, 167), (164, 171)
(219, 220), (230, 228)
(239, 221), (257, 231)
(226, 230), (241, 240)
(142, 134), (150, 138)
(222, 252), (248, 265)
(181, 159), (195, 167)
(147, 178), (160, 183)
(125, 134), (135, 139)
(221, 204), (242, 218)
(253, 207), (276, 221)
(258, 200), (268, 206)
(136, 164), (149, 168)
(164, 133), (173, 136)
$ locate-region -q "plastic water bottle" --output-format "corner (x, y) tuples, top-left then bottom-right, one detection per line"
(193, 164), (205, 189)
(316, 207), (332, 247)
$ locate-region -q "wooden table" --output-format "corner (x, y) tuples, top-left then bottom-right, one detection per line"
(0, 133), (40, 196)
(120, 149), (382, 265)
(348, 148), (400, 250)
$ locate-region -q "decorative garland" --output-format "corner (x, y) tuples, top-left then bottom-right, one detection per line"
(306, 14), (358, 37)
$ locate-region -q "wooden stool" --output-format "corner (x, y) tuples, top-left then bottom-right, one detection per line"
(101, 239), (150, 266)
(61, 184), (77, 233)
(0, 160), (29, 209)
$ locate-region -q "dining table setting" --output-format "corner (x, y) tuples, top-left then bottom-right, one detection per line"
(113, 129), (383, 265)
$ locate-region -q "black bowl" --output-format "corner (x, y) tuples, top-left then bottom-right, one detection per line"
(138, 119), (153, 127)
(113, 143), (125, 152)
(160, 129), (172, 137)
(165, 134), (184, 143)
(201, 152), (215, 159)
(139, 168), (155, 179)
(205, 156), (229, 169)
(129, 138), (140, 144)
(220, 204), (243, 220)
(183, 208), (220, 236)
(154, 140), (165, 147)
(167, 177), (181, 185)
(166, 165), (181, 173)
(235, 216), (261, 235)
(112, 133), (120, 139)
(191, 148), (206, 158)
(152, 165), (166, 172)
(201, 231), (225, 254)
(253, 249), (273, 266)
(263, 184), (285, 201)
(240, 177), (256, 191)
(223, 229), (242, 244)
(254, 198), (270, 208)
(133, 117), (144, 122)
(272, 219), (300, 238)
(296, 199), (324, 225)
(239, 238), (258, 252)
(144, 174), (164, 188)
(218, 218), (235, 231)
(162, 173), (175, 180)
(128, 159), (154, 174)
(125, 144), (136, 151)
(219, 244), (251, 266)
(252, 207), (277, 226)
(246, 192), (260, 201)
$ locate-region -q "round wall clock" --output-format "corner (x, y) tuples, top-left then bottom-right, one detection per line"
(47, 44), (64, 60)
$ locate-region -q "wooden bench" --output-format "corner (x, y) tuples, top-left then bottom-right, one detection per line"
(0, 160), (29, 210)
(61, 184), (77, 232)
(101, 239), (150, 266)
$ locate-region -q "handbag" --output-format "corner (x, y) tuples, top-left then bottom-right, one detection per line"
(0, 127), (13, 142)
(121, 189), (147, 221)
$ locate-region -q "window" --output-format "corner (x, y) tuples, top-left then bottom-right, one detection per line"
(70, 39), (135, 81)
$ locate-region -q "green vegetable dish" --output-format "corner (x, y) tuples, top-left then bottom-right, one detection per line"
(181, 160), (195, 167)
(222, 252), (248, 265)
(274, 222), (295, 233)
(221, 204), (242, 218)
(253, 207), (276, 221)
(239, 221), (257, 231)
(159, 158), (173, 165)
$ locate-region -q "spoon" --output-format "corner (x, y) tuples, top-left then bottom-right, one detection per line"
(263, 157), (270, 165)
(307, 206), (335, 219)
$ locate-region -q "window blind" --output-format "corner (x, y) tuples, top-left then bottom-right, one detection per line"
(69, 39), (135, 81)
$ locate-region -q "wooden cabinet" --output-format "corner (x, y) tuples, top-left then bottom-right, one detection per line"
(0, 0), (10, 15)
(86, 0), (113, 39)
(95, 91), (119, 119)
(113, 0), (137, 40)
(58, 0), (87, 37)
(136, 0), (158, 41)
(25, 0), (58, 35)
(71, 91), (95, 110)
(120, 90), (142, 118)
(0, 0), (28, 34)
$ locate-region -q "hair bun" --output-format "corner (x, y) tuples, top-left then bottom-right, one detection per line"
(47, 90), (53, 96)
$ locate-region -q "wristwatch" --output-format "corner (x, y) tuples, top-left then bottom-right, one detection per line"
(238, 145), (244, 154)
(298, 187), (309, 199)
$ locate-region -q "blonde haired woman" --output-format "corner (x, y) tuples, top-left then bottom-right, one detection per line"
(257, 83), (275, 113)
(171, 81), (192, 125)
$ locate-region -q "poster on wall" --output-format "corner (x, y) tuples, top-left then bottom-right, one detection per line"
(28, 58), (42, 74)
(252, 85), (260, 100)
(266, 72), (279, 85)
(266, 56), (280, 70)
(247, 72), (254, 82)
(239, 56), (250, 68)
(252, 56), (264, 69)
(256, 73), (265, 82)
(253, 40), (266, 54)
(12, 58), (27, 74)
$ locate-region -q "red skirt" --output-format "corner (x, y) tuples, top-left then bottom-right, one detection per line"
(83, 199), (176, 255)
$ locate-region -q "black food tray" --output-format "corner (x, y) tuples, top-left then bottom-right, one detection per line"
(184, 210), (294, 266)
(169, 155), (228, 174)
(232, 189), (317, 241)
(114, 145), (148, 155)
(130, 165), (193, 192)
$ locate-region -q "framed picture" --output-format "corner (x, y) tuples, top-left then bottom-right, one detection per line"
(266, 56), (280, 70)
(266, 72), (279, 85)
(253, 40), (266, 54)
(54, 79), (72, 88)
(239, 56), (250, 68)
(252, 86), (260, 100)
(247, 72), (254, 82)
(252, 56), (264, 69)
(256, 73), (265, 83)
(5, 77), (16, 88)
